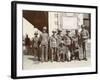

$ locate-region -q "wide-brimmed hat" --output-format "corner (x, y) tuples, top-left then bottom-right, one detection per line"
(52, 30), (56, 33)
(57, 28), (62, 32)
(66, 30), (70, 33)
(34, 32), (38, 35)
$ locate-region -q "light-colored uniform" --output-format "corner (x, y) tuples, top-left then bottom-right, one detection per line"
(56, 34), (62, 61)
(32, 36), (39, 60)
(40, 32), (49, 62)
(63, 35), (72, 61)
(59, 40), (66, 61)
(50, 35), (57, 61)
(80, 29), (89, 60)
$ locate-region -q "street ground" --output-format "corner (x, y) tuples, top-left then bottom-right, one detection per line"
(23, 41), (91, 70)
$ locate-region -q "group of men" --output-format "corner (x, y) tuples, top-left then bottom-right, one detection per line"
(24, 25), (89, 62)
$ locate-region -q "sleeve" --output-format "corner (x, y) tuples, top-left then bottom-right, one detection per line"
(39, 34), (42, 43)
(49, 37), (52, 47)
(31, 38), (34, 46)
(86, 30), (89, 39)
(48, 34), (49, 41)
(80, 31), (82, 39)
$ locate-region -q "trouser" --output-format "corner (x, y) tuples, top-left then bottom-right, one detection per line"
(26, 46), (30, 55)
(74, 51), (80, 60)
(41, 45), (48, 62)
(61, 53), (66, 62)
(67, 45), (73, 61)
(66, 50), (71, 61)
(33, 47), (39, 60)
(51, 47), (57, 62)
(57, 48), (61, 61)
(82, 41), (87, 59)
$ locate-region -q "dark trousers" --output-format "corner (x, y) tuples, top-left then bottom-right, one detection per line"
(74, 51), (80, 60)
(33, 47), (39, 60)
(82, 41), (87, 59)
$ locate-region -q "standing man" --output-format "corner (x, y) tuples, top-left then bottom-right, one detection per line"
(50, 30), (57, 62)
(56, 29), (62, 62)
(39, 26), (49, 62)
(80, 25), (89, 61)
(32, 32), (39, 61)
(25, 34), (31, 55)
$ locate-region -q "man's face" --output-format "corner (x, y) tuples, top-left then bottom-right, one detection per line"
(81, 25), (85, 30)
(35, 35), (37, 37)
(58, 31), (61, 35)
(82, 27), (85, 30)
(66, 32), (69, 35)
(53, 32), (56, 35)
(43, 29), (46, 32)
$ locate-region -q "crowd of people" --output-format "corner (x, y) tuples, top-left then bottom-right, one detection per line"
(24, 25), (89, 62)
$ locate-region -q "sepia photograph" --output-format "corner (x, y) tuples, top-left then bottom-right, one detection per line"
(22, 11), (91, 70)
(11, 1), (97, 79)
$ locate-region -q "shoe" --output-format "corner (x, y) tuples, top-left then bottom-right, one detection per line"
(84, 58), (87, 61)
(78, 59), (81, 61)
(82, 58), (87, 61)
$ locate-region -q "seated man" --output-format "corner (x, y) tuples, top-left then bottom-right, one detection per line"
(72, 30), (81, 61)
(72, 37), (80, 61)
(59, 38), (66, 62)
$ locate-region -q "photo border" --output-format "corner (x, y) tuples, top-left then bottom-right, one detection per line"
(11, 1), (98, 79)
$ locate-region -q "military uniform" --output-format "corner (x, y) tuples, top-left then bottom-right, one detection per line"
(59, 40), (66, 62)
(72, 34), (80, 61)
(50, 32), (57, 62)
(25, 35), (31, 55)
(56, 33), (62, 61)
(80, 25), (89, 60)
(32, 33), (39, 60)
(63, 32), (72, 61)
(80, 28), (89, 60)
(40, 27), (49, 62)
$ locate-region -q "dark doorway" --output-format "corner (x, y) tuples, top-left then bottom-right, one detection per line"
(23, 10), (48, 32)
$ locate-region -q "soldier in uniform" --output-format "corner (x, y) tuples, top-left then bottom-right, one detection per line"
(80, 25), (89, 61)
(72, 30), (80, 61)
(59, 38), (66, 62)
(39, 27), (49, 62)
(56, 29), (62, 62)
(32, 32), (39, 61)
(63, 30), (72, 61)
(49, 30), (57, 62)
(25, 34), (31, 55)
